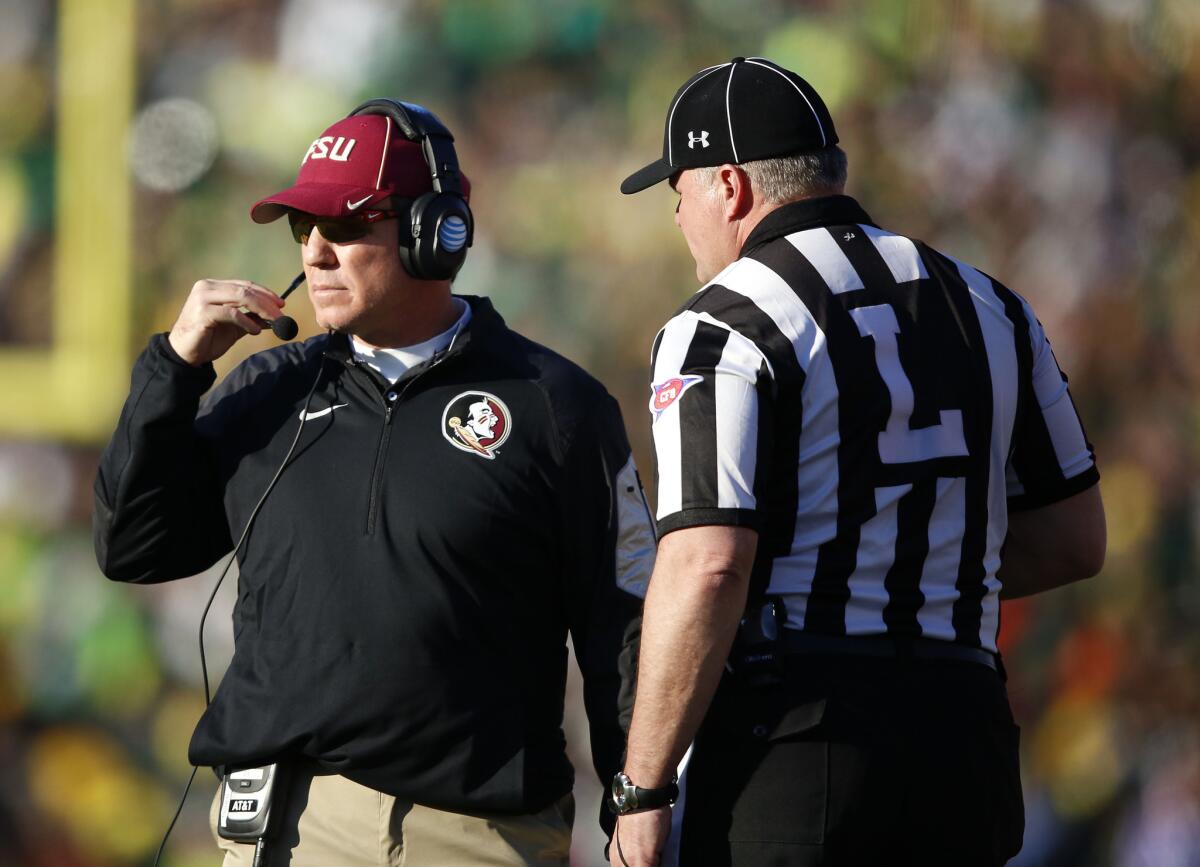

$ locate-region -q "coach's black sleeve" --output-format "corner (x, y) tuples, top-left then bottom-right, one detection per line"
(558, 390), (654, 837)
(93, 334), (234, 583)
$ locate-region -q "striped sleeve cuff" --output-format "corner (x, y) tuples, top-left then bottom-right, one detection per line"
(655, 507), (763, 537)
(1007, 465), (1100, 513)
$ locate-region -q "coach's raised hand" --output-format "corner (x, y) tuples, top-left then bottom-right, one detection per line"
(168, 279), (286, 366)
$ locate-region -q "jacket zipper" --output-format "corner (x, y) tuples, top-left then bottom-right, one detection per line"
(365, 391), (397, 535)
(362, 354), (451, 535)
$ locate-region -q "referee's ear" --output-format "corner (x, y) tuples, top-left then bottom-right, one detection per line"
(715, 164), (755, 222)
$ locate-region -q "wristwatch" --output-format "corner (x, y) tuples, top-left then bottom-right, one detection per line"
(608, 771), (679, 815)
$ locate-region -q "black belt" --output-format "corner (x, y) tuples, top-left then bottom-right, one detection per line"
(779, 630), (999, 672)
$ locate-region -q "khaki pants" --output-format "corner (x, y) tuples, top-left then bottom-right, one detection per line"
(209, 763), (574, 866)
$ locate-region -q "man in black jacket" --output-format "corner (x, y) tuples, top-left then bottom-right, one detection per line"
(94, 100), (653, 866)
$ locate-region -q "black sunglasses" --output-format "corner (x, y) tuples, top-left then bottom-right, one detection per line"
(288, 209), (399, 244)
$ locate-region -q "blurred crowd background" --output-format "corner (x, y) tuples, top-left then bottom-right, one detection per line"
(1, 0), (1198, 864)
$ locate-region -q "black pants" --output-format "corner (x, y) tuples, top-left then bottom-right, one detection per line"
(678, 654), (1024, 867)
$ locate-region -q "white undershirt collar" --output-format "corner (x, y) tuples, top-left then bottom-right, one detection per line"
(351, 298), (471, 383)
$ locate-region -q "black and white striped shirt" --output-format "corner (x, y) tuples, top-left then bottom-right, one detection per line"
(649, 196), (1098, 651)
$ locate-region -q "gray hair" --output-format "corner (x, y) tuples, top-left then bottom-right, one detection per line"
(693, 145), (848, 204)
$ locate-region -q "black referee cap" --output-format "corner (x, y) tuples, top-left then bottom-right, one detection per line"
(620, 57), (839, 195)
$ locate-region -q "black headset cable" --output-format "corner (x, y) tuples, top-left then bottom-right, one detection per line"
(152, 349), (330, 867)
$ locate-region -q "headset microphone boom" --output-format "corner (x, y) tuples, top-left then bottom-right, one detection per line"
(268, 272), (304, 340)
(240, 272), (304, 340)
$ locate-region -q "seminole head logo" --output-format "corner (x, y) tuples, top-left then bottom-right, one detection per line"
(441, 391), (512, 459)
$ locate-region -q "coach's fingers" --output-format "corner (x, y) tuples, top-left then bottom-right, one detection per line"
(169, 278), (280, 365)
(228, 307), (265, 336)
(198, 279), (285, 320)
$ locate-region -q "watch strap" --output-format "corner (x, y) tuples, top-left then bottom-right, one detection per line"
(608, 771), (679, 814)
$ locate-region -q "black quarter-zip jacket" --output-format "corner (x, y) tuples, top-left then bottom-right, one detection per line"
(93, 296), (650, 821)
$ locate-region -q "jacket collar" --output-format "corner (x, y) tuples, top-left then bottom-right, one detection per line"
(739, 194), (876, 259)
(322, 294), (507, 369)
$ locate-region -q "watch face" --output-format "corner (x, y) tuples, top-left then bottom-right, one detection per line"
(612, 774), (633, 812)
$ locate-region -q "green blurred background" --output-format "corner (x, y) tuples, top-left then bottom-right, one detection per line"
(1, 0), (1198, 864)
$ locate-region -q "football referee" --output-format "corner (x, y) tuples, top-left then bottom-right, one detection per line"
(609, 57), (1106, 867)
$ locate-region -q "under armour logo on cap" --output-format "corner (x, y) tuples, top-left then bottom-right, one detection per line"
(620, 57), (839, 194)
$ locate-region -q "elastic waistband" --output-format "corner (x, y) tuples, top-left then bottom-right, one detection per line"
(779, 631), (999, 672)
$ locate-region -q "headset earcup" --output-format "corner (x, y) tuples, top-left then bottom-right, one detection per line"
(397, 193), (431, 279)
(403, 192), (472, 281)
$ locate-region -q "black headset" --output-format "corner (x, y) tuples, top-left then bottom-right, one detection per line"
(347, 98), (474, 281)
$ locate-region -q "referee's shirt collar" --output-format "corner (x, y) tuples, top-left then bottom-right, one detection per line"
(740, 194), (876, 259)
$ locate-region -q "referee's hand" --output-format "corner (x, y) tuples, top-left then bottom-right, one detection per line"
(613, 807), (671, 866)
(168, 279), (286, 366)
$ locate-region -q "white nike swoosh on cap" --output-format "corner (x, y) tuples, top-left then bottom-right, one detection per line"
(346, 196), (372, 210)
(299, 403), (349, 421)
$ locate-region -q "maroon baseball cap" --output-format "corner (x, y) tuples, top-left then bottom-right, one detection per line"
(250, 114), (472, 223)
